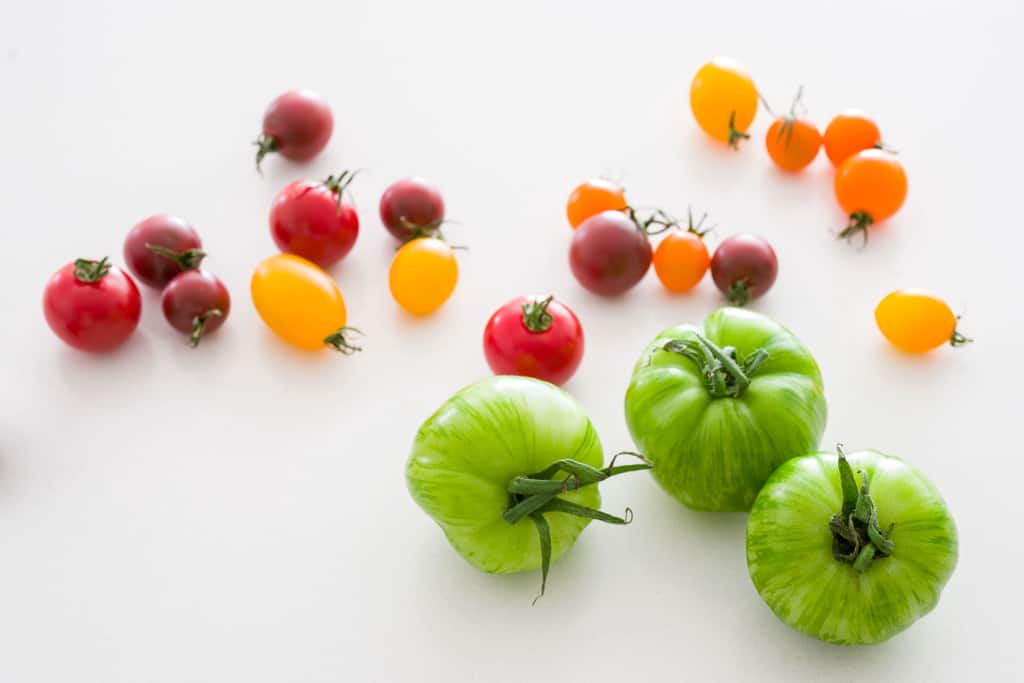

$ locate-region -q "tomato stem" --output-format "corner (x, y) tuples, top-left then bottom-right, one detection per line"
(323, 326), (364, 354)
(145, 243), (206, 272)
(502, 451), (652, 603)
(253, 134), (279, 174)
(659, 332), (768, 398)
(727, 110), (750, 149)
(728, 280), (751, 306)
(323, 169), (361, 215)
(521, 296), (554, 333)
(829, 446), (895, 572)
(72, 257), (111, 283)
(190, 309), (223, 348)
(950, 317), (973, 347)
(838, 211), (874, 247)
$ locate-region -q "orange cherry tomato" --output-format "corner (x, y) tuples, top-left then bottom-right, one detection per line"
(834, 149), (907, 245)
(765, 117), (821, 172)
(824, 110), (882, 166)
(565, 178), (627, 229)
(875, 289), (971, 353)
(652, 211), (711, 292)
(690, 58), (758, 147)
(390, 237), (459, 315)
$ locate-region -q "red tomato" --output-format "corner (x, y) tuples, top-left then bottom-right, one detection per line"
(482, 295), (584, 386)
(254, 90), (333, 172)
(123, 215), (204, 289)
(270, 171), (360, 268)
(161, 270), (231, 347)
(43, 258), (142, 352)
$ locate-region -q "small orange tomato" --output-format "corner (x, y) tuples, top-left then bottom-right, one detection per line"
(690, 57), (759, 147)
(765, 117), (821, 172)
(566, 179), (627, 229)
(834, 149), (907, 245)
(875, 289), (971, 353)
(390, 237), (459, 315)
(652, 211), (711, 292)
(824, 110), (882, 166)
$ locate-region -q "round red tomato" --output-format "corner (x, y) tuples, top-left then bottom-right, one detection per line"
(270, 171), (360, 268)
(43, 257), (142, 352)
(482, 295), (584, 386)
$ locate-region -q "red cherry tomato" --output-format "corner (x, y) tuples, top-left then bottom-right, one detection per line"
(123, 215), (204, 289)
(161, 270), (231, 347)
(569, 210), (652, 296)
(379, 177), (446, 241)
(482, 295), (585, 386)
(270, 171), (360, 268)
(43, 257), (141, 352)
(710, 234), (778, 305)
(254, 90), (333, 172)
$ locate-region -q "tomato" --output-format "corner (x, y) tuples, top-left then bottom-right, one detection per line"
(253, 89), (333, 172)
(765, 118), (821, 172)
(652, 209), (711, 292)
(690, 58), (758, 147)
(251, 253), (360, 353)
(625, 307), (827, 510)
(123, 215), (204, 289)
(874, 289), (970, 353)
(43, 257), (142, 352)
(835, 149), (907, 245)
(565, 178), (627, 229)
(406, 375), (651, 599)
(823, 110), (882, 167)
(482, 295), (584, 386)
(710, 234), (777, 305)
(747, 448), (958, 644)
(270, 171), (360, 268)
(569, 210), (652, 296)
(389, 237), (459, 315)
(161, 270), (230, 347)
(379, 177), (446, 241)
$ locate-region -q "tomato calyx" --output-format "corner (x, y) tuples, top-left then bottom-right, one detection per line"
(322, 169), (361, 214)
(521, 295), (554, 333)
(950, 316), (973, 348)
(190, 309), (223, 348)
(659, 332), (768, 398)
(399, 217), (446, 243)
(145, 243), (207, 272)
(253, 133), (279, 174)
(727, 280), (751, 306)
(502, 451), (652, 603)
(829, 446), (895, 572)
(72, 257), (112, 283)
(323, 326), (364, 354)
(765, 86), (808, 150)
(727, 110), (750, 149)
(838, 211), (874, 247)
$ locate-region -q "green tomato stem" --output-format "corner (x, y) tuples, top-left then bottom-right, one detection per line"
(829, 446), (896, 572)
(521, 295), (554, 333)
(72, 257), (111, 283)
(189, 309), (223, 348)
(659, 333), (768, 399)
(323, 326), (364, 354)
(253, 134), (278, 174)
(146, 243), (206, 272)
(838, 211), (874, 247)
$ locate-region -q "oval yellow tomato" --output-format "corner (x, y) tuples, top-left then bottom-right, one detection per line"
(251, 253), (360, 353)
(690, 58), (759, 147)
(389, 238), (458, 315)
(874, 289), (970, 353)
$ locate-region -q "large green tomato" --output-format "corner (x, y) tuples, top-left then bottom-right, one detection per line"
(407, 375), (648, 597)
(624, 307), (827, 511)
(746, 449), (958, 645)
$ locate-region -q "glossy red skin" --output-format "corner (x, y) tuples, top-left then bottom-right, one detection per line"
(483, 296), (585, 386)
(379, 177), (445, 241)
(270, 180), (359, 267)
(123, 215), (202, 289)
(161, 270), (231, 338)
(569, 210), (652, 296)
(262, 90), (333, 161)
(710, 234), (778, 302)
(43, 262), (141, 352)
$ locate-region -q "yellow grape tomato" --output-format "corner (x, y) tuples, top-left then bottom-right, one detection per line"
(389, 238), (459, 315)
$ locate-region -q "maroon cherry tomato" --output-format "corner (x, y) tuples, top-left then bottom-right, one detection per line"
(379, 177), (446, 241)
(483, 295), (585, 386)
(161, 270), (231, 347)
(569, 210), (652, 296)
(270, 171), (360, 268)
(254, 90), (333, 172)
(710, 234), (778, 305)
(43, 257), (142, 352)
(123, 215), (204, 289)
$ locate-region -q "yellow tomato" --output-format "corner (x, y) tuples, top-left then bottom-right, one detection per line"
(874, 289), (970, 353)
(251, 253), (360, 353)
(389, 238), (458, 315)
(690, 57), (759, 147)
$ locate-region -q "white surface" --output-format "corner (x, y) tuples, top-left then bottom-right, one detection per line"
(1, 1), (1021, 680)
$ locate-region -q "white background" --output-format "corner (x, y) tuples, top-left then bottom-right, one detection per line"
(1, 1), (1021, 680)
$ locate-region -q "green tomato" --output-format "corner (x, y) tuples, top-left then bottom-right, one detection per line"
(407, 375), (649, 598)
(746, 448), (958, 645)
(624, 307), (827, 511)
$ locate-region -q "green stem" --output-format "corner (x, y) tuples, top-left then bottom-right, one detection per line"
(838, 211), (874, 247)
(727, 110), (750, 149)
(828, 447), (896, 572)
(189, 309), (222, 348)
(146, 243), (206, 272)
(323, 169), (360, 214)
(728, 280), (751, 306)
(659, 332), (768, 398)
(72, 257), (111, 283)
(253, 134), (278, 174)
(323, 326), (364, 354)
(521, 296), (554, 332)
(950, 317), (973, 347)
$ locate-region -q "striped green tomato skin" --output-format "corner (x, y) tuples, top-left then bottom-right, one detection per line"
(406, 375), (603, 575)
(624, 307), (827, 511)
(746, 450), (958, 645)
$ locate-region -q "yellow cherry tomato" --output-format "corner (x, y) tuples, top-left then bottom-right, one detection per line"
(251, 253), (360, 353)
(690, 57), (759, 147)
(389, 238), (458, 315)
(874, 289), (971, 353)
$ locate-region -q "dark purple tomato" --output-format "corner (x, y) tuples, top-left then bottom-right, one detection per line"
(379, 177), (446, 241)
(254, 90), (333, 172)
(710, 234), (778, 305)
(161, 270), (231, 347)
(569, 210), (652, 296)
(270, 172), (360, 268)
(123, 215), (204, 289)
